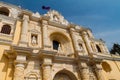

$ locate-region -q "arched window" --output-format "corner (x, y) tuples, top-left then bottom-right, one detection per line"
(1, 25), (11, 34)
(0, 7), (9, 16)
(96, 45), (101, 52)
(53, 40), (60, 50)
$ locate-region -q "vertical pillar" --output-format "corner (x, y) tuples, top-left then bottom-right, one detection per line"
(19, 15), (29, 46)
(69, 28), (79, 51)
(42, 20), (51, 50)
(14, 55), (27, 80)
(82, 31), (93, 54)
(42, 57), (52, 80)
(14, 63), (25, 80)
(103, 44), (109, 53)
(95, 64), (105, 80)
(78, 62), (89, 80)
(87, 30), (94, 38)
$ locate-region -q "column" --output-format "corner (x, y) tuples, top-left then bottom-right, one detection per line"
(14, 55), (27, 80)
(42, 20), (50, 49)
(82, 31), (93, 54)
(19, 15), (29, 46)
(95, 64), (105, 80)
(69, 28), (79, 51)
(42, 58), (52, 80)
(14, 63), (25, 80)
(78, 62), (89, 80)
(87, 30), (94, 38)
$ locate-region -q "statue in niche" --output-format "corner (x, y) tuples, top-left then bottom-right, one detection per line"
(53, 15), (59, 21)
(79, 44), (83, 51)
(31, 35), (37, 45)
(58, 44), (64, 56)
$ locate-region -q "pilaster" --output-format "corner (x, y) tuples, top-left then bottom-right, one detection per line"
(82, 31), (93, 54)
(42, 57), (52, 80)
(19, 15), (29, 47)
(94, 64), (105, 80)
(13, 55), (27, 80)
(42, 20), (51, 50)
(78, 62), (89, 80)
(69, 27), (80, 52)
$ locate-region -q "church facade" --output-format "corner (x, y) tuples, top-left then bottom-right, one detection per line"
(0, 2), (120, 80)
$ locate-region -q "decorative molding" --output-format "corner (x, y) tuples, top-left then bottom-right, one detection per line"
(28, 29), (41, 34)
(0, 14), (16, 23)
(54, 56), (75, 63)
(93, 53), (120, 61)
(12, 45), (33, 54)
(0, 37), (12, 45)
(48, 21), (68, 29)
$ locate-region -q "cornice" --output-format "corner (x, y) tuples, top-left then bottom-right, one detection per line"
(0, 14), (16, 23)
(48, 20), (68, 29)
(0, 37), (12, 45)
(40, 49), (57, 57)
(41, 16), (50, 20)
(53, 56), (76, 63)
(12, 45), (33, 55)
(93, 53), (120, 61)
(90, 38), (105, 43)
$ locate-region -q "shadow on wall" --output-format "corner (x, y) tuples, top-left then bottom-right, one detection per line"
(0, 51), (13, 79)
(102, 62), (112, 72)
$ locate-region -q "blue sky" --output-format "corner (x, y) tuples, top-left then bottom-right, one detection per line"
(1, 0), (120, 49)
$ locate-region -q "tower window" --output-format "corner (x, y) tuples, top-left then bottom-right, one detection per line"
(53, 40), (60, 50)
(96, 45), (101, 52)
(1, 25), (11, 34)
(0, 7), (9, 16)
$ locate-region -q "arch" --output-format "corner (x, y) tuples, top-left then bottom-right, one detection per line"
(0, 7), (9, 16)
(50, 32), (70, 42)
(1, 24), (11, 34)
(96, 45), (101, 52)
(50, 32), (70, 52)
(53, 69), (77, 80)
(25, 71), (40, 80)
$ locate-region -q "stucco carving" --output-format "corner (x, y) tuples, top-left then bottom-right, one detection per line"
(45, 10), (68, 25)
(54, 73), (72, 80)
(10, 8), (19, 18)
(31, 35), (37, 45)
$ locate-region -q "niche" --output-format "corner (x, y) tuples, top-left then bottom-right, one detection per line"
(31, 34), (38, 46)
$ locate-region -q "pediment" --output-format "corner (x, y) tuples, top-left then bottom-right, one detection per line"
(45, 10), (69, 25)
(29, 29), (41, 34)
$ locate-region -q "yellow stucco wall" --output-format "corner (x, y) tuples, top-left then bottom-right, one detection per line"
(13, 20), (22, 45)
(0, 45), (12, 80)
(102, 60), (120, 80)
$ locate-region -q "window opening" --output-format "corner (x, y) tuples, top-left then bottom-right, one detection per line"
(1, 25), (11, 34)
(0, 7), (9, 16)
(53, 40), (60, 50)
(96, 45), (101, 52)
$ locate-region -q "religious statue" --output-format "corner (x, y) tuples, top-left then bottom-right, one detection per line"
(79, 44), (83, 51)
(54, 15), (59, 21)
(31, 35), (37, 45)
(57, 44), (65, 56)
